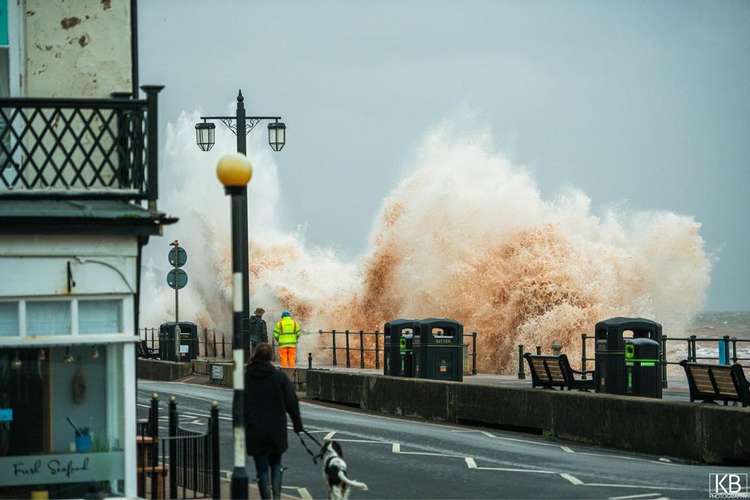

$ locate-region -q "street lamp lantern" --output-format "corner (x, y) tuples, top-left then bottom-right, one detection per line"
(217, 154), (253, 190)
(195, 122), (216, 151)
(267, 121), (286, 152)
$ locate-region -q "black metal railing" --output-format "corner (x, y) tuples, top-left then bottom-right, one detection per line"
(0, 86), (162, 201)
(138, 393), (220, 499)
(139, 327), (230, 360)
(318, 329), (479, 375)
(517, 334), (750, 386)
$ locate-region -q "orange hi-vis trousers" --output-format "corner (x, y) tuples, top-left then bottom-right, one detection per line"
(279, 346), (297, 368)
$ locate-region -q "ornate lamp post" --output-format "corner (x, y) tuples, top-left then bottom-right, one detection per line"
(196, 92), (285, 499)
(216, 153), (253, 499)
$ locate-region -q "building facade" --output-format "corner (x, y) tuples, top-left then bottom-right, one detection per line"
(0, 1), (171, 497)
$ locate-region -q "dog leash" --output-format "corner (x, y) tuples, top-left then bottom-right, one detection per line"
(297, 430), (324, 463)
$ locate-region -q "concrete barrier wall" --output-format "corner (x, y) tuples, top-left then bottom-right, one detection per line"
(137, 359), (192, 381)
(306, 370), (749, 464)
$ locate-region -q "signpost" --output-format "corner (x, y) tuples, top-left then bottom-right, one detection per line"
(167, 241), (188, 324)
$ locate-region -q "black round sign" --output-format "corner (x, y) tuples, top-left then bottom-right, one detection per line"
(167, 269), (188, 289)
(168, 247), (188, 267)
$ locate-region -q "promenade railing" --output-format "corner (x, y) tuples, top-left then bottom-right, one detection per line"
(516, 334), (750, 387)
(317, 329), (479, 375)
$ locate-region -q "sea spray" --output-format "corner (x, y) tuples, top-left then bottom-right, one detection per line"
(142, 114), (711, 373)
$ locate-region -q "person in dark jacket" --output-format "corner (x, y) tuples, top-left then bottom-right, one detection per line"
(245, 343), (303, 499)
(247, 307), (268, 355)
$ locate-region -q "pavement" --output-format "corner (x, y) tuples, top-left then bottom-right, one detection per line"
(137, 379), (743, 499)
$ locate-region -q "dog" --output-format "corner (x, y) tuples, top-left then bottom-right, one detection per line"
(320, 440), (368, 500)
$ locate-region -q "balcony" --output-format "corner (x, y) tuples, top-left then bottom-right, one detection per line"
(0, 86), (163, 202)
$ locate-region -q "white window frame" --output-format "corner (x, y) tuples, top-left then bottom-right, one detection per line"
(0, 295), (135, 347)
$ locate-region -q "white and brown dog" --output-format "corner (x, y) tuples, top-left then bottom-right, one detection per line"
(320, 440), (368, 500)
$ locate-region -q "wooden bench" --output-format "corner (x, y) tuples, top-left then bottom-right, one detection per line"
(524, 353), (595, 391)
(680, 361), (749, 407)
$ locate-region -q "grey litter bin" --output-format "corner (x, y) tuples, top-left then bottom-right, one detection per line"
(625, 337), (662, 398)
(595, 317), (662, 396)
(413, 318), (463, 382)
(384, 319), (419, 377)
(159, 322), (198, 362)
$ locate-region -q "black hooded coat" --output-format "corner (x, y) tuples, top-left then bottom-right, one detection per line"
(245, 360), (303, 456)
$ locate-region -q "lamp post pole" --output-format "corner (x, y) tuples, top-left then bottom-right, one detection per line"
(235, 93), (251, 358)
(196, 95), (285, 500)
(216, 155), (254, 500)
(229, 180), (249, 500)
(232, 94), (251, 500)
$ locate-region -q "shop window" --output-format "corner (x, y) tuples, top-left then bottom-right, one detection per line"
(79, 300), (121, 334)
(0, 345), (125, 497)
(0, 302), (17, 336)
(26, 301), (71, 336)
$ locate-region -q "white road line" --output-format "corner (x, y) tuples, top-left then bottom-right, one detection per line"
(609, 493), (662, 500)
(324, 431), (336, 440)
(560, 446), (575, 453)
(465, 457), (477, 469)
(391, 442), (464, 458)
(560, 473), (584, 485)
(334, 439), (388, 444)
(474, 466), (558, 474)
(585, 483), (689, 491)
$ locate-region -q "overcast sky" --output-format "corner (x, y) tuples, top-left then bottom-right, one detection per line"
(140, 0), (750, 311)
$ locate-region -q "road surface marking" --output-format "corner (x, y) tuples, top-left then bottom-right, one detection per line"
(585, 483), (689, 491)
(465, 457), (477, 469)
(391, 442), (463, 458)
(560, 473), (584, 485)
(282, 486), (313, 499)
(560, 446), (575, 453)
(324, 431), (336, 440)
(609, 493), (663, 500)
(334, 438), (388, 443)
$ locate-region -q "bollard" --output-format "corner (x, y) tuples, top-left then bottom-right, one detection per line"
(517, 344), (525, 379)
(149, 393), (159, 500)
(169, 397), (177, 496)
(210, 401), (220, 500)
(307, 352), (312, 369)
(551, 339), (562, 356)
(536, 345), (541, 355)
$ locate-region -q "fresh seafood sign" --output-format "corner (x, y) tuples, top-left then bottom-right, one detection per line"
(0, 452), (123, 486)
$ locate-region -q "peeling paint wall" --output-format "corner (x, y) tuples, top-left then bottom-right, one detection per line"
(24, 0), (131, 97)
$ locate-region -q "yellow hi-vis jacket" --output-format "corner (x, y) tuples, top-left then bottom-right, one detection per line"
(273, 317), (301, 347)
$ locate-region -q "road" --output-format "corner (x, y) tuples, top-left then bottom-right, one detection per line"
(138, 380), (737, 499)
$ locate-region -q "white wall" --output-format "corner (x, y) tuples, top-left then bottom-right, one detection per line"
(0, 235), (137, 298)
(23, 0), (132, 98)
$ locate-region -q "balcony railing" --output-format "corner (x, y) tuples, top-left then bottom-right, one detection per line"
(0, 85), (163, 201)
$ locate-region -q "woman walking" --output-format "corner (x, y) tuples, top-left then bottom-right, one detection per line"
(245, 342), (304, 499)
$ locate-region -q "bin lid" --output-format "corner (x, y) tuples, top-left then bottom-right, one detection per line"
(159, 321), (198, 335)
(595, 317), (661, 331)
(419, 318), (462, 328)
(385, 319), (419, 328)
